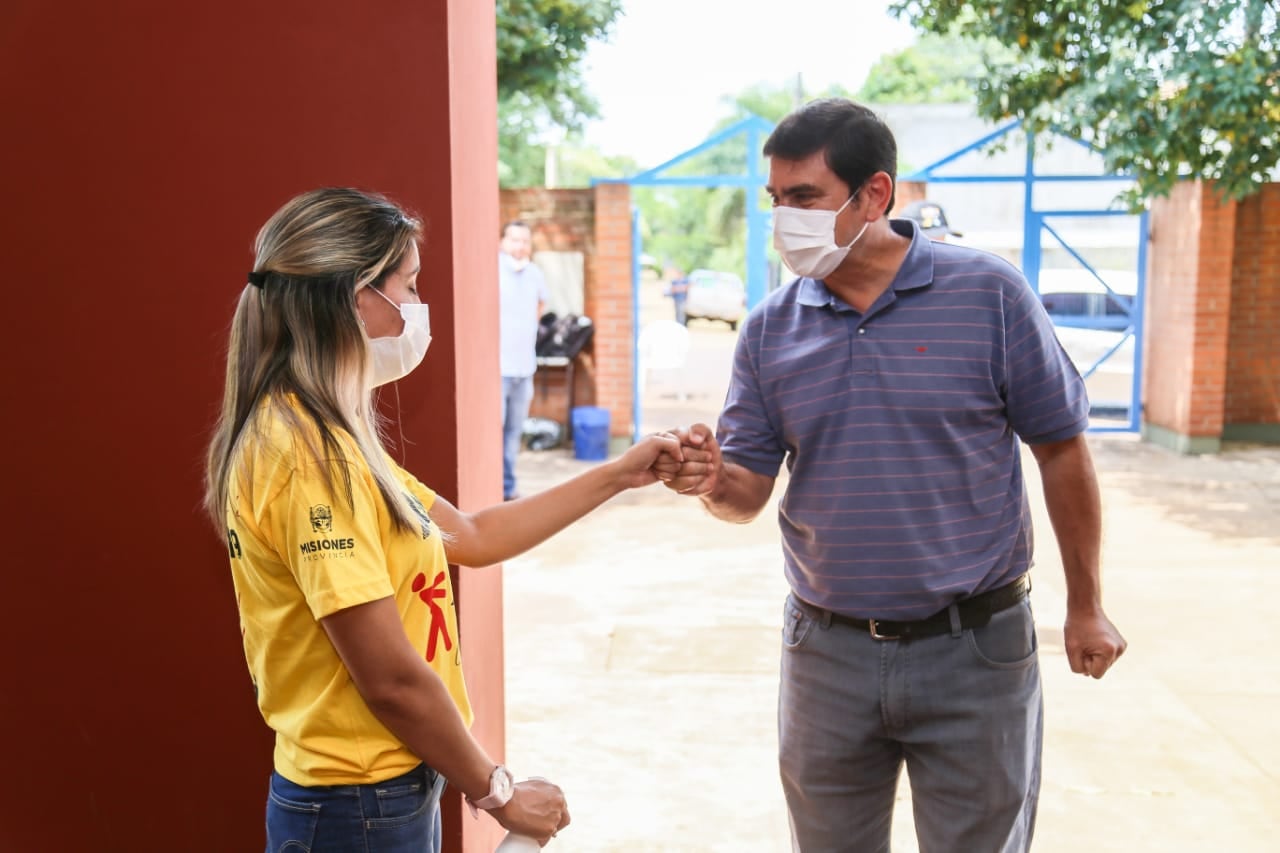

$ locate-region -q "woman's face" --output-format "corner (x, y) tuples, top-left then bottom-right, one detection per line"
(356, 242), (421, 339)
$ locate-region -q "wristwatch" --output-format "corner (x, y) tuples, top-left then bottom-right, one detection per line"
(466, 764), (515, 818)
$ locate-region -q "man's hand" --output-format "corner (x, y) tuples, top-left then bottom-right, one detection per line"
(491, 778), (570, 845)
(1064, 608), (1126, 679)
(652, 424), (722, 497)
(607, 431), (686, 490)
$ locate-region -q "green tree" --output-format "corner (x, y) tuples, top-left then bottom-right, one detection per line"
(497, 0), (623, 186)
(856, 33), (1014, 104)
(889, 0), (1280, 204)
(497, 0), (621, 122)
(548, 140), (639, 187)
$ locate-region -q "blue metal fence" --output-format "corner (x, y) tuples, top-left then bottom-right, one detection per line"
(599, 115), (1148, 435)
(907, 123), (1147, 432)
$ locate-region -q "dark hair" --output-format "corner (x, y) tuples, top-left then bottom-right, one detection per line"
(501, 220), (530, 238)
(763, 98), (898, 214)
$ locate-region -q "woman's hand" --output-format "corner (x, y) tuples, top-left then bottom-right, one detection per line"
(605, 431), (688, 490)
(652, 424), (722, 496)
(491, 778), (570, 845)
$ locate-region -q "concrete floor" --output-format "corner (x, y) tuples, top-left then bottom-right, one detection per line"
(498, 279), (1280, 852)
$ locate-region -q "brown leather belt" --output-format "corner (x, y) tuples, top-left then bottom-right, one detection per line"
(804, 573), (1031, 641)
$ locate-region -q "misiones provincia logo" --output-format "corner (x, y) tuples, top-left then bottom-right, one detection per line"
(310, 504), (333, 532)
(300, 504), (354, 561)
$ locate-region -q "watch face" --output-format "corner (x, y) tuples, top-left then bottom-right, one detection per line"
(494, 766), (514, 799)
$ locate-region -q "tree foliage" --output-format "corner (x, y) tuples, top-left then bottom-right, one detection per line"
(856, 33), (1011, 104)
(497, 0), (623, 186)
(497, 0), (622, 123)
(889, 0), (1279, 204)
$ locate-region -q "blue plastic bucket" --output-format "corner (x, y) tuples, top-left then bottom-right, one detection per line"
(571, 406), (611, 461)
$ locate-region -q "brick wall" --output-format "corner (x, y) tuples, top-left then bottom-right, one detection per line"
(499, 185), (634, 440)
(1145, 180), (1280, 451)
(1144, 181), (1235, 442)
(587, 183), (635, 439)
(1224, 184), (1280, 430)
(889, 180), (928, 215)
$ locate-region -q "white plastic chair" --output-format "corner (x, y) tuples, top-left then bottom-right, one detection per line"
(637, 320), (691, 400)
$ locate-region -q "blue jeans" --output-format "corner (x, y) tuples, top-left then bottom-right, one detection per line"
(779, 594), (1042, 853)
(672, 294), (687, 325)
(265, 764), (445, 853)
(502, 375), (534, 498)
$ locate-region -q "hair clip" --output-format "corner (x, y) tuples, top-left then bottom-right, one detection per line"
(247, 271), (268, 288)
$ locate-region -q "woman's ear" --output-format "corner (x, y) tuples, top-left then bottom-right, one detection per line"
(353, 286), (371, 328)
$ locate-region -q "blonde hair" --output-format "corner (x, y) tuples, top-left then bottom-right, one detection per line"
(205, 187), (423, 535)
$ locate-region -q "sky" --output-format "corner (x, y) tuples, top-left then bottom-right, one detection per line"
(579, 0), (919, 166)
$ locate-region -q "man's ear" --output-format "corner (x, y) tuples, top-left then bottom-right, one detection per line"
(862, 172), (896, 217)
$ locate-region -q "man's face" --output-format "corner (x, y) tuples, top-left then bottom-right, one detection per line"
(501, 225), (533, 261)
(766, 152), (863, 246)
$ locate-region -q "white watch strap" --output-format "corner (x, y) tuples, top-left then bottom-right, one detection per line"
(466, 765), (513, 818)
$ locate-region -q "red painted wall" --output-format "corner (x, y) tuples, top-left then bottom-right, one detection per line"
(0, 1), (503, 849)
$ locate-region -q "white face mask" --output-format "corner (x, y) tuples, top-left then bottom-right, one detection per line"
(366, 287), (431, 387)
(772, 194), (870, 280)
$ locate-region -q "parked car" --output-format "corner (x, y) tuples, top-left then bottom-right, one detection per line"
(684, 269), (747, 330)
(1034, 268), (1138, 395)
(1034, 268), (1137, 332)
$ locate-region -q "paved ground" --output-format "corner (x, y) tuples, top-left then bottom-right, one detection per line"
(499, 280), (1280, 852)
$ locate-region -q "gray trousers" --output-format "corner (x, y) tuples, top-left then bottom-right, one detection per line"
(779, 594), (1043, 853)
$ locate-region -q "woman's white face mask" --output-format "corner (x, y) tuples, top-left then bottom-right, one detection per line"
(366, 287), (431, 387)
(772, 193), (870, 280)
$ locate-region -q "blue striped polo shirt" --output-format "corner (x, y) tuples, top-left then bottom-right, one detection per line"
(719, 220), (1089, 620)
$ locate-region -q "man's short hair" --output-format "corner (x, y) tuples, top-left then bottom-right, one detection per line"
(763, 98), (898, 214)
(501, 220), (530, 239)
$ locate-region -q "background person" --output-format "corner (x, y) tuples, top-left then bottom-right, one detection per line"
(205, 188), (686, 851)
(499, 220), (548, 500)
(654, 99), (1125, 852)
(898, 198), (963, 242)
(664, 264), (691, 325)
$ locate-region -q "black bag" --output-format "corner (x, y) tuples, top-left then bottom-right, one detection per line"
(536, 313), (595, 360)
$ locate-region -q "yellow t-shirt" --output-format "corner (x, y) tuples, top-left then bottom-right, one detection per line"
(224, 400), (472, 786)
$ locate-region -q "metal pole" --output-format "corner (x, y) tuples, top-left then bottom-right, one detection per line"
(1021, 130), (1041, 289)
(746, 122), (768, 310)
(631, 205), (642, 442)
(1129, 209), (1150, 433)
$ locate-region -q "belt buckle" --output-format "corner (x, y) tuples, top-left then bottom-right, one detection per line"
(868, 619), (900, 641)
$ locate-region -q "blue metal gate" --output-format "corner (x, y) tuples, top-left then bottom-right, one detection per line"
(602, 115), (1148, 436)
(596, 114), (775, 439)
(1024, 209), (1148, 431)
(908, 123), (1148, 432)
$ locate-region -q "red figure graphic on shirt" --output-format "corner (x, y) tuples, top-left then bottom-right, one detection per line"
(412, 571), (454, 662)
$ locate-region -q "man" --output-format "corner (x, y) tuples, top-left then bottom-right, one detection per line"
(499, 221), (548, 501)
(664, 265), (691, 325)
(899, 198), (963, 242)
(655, 99), (1125, 852)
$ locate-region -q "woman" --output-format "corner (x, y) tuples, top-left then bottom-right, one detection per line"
(205, 187), (685, 851)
